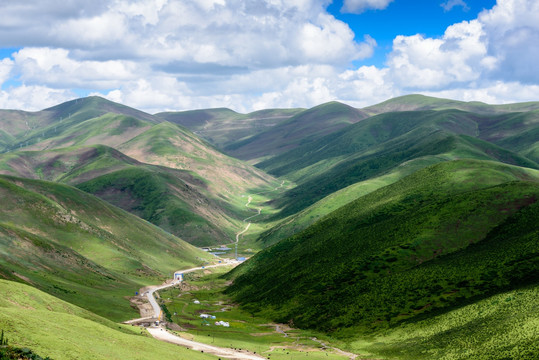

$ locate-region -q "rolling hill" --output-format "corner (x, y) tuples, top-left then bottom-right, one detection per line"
(224, 101), (368, 162)
(0, 145), (247, 245)
(0, 97), (279, 245)
(259, 109), (539, 217)
(0, 280), (215, 360)
(227, 160), (539, 356)
(0, 96), (157, 153)
(155, 107), (303, 150)
(364, 94), (539, 115)
(0, 175), (212, 320)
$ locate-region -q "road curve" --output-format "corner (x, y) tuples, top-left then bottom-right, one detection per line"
(134, 261), (266, 359)
(147, 327), (265, 360)
(144, 262), (232, 319)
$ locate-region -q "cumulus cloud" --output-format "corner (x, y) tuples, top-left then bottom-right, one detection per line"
(441, 0), (470, 12)
(341, 0), (394, 14)
(479, 0), (539, 83)
(0, 0), (538, 113)
(0, 57), (13, 86)
(0, 85), (75, 111)
(387, 20), (487, 89)
(12, 47), (137, 89)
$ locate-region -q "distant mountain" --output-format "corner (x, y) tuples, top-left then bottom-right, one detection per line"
(0, 145), (241, 246)
(224, 101), (368, 162)
(364, 94), (539, 115)
(228, 160), (539, 337)
(155, 107), (302, 151)
(261, 109), (538, 217)
(0, 175), (212, 320)
(0, 97), (278, 245)
(0, 96), (157, 152)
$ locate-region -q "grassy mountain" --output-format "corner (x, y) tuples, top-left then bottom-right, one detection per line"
(348, 284), (538, 360)
(0, 145), (141, 184)
(224, 101), (368, 162)
(0, 175), (212, 321)
(258, 156), (448, 246)
(260, 109), (538, 217)
(76, 166), (239, 246)
(0, 144), (244, 246)
(117, 121), (278, 207)
(0, 280), (215, 360)
(0, 96), (157, 152)
(364, 94), (539, 115)
(227, 160), (539, 339)
(156, 107), (303, 150)
(0, 97), (279, 245)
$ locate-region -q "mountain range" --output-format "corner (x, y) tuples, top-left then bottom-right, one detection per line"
(1, 94), (537, 359)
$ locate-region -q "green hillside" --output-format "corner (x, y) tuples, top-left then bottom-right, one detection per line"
(117, 121), (279, 207)
(224, 102), (368, 162)
(349, 285), (538, 360)
(77, 166), (239, 246)
(156, 107), (302, 150)
(0, 96), (157, 153)
(0, 97), (279, 245)
(227, 160), (539, 341)
(364, 94), (539, 115)
(0, 145), (240, 245)
(260, 110), (538, 217)
(0, 280), (215, 360)
(258, 156), (449, 246)
(0, 175), (212, 321)
(0, 145), (140, 184)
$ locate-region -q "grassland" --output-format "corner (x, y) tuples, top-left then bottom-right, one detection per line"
(227, 160), (539, 344)
(257, 156), (446, 246)
(0, 175), (212, 320)
(261, 109), (538, 217)
(224, 102), (368, 162)
(0, 280), (216, 360)
(364, 94), (539, 115)
(349, 285), (538, 360)
(0, 97), (280, 246)
(77, 166), (242, 246)
(155, 267), (352, 360)
(156, 107), (302, 150)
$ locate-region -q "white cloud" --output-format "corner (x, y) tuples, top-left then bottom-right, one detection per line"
(0, 57), (13, 86)
(478, 0), (539, 83)
(424, 81), (539, 105)
(12, 48), (137, 89)
(0, 85), (75, 111)
(341, 0), (394, 14)
(387, 20), (486, 89)
(441, 0), (470, 12)
(0, 0), (538, 113)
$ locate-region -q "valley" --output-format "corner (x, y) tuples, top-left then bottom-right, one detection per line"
(0, 94), (538, 359)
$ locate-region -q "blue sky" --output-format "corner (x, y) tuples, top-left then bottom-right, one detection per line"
(327, 0), (497, 67)
(0, 0), (537, 112)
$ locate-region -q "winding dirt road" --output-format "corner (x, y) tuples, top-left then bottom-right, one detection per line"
(130, 261), (266, 359)
(128, 181), (289, 359)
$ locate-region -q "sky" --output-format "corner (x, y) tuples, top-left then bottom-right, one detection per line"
(0, 0), (538, 113)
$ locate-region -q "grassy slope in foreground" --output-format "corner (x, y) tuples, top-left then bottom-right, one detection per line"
(350, 285), (538, 360)
(0, 280), (215, 360)
(227, 160), (539, 337)
(0, 175), (211, 321)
